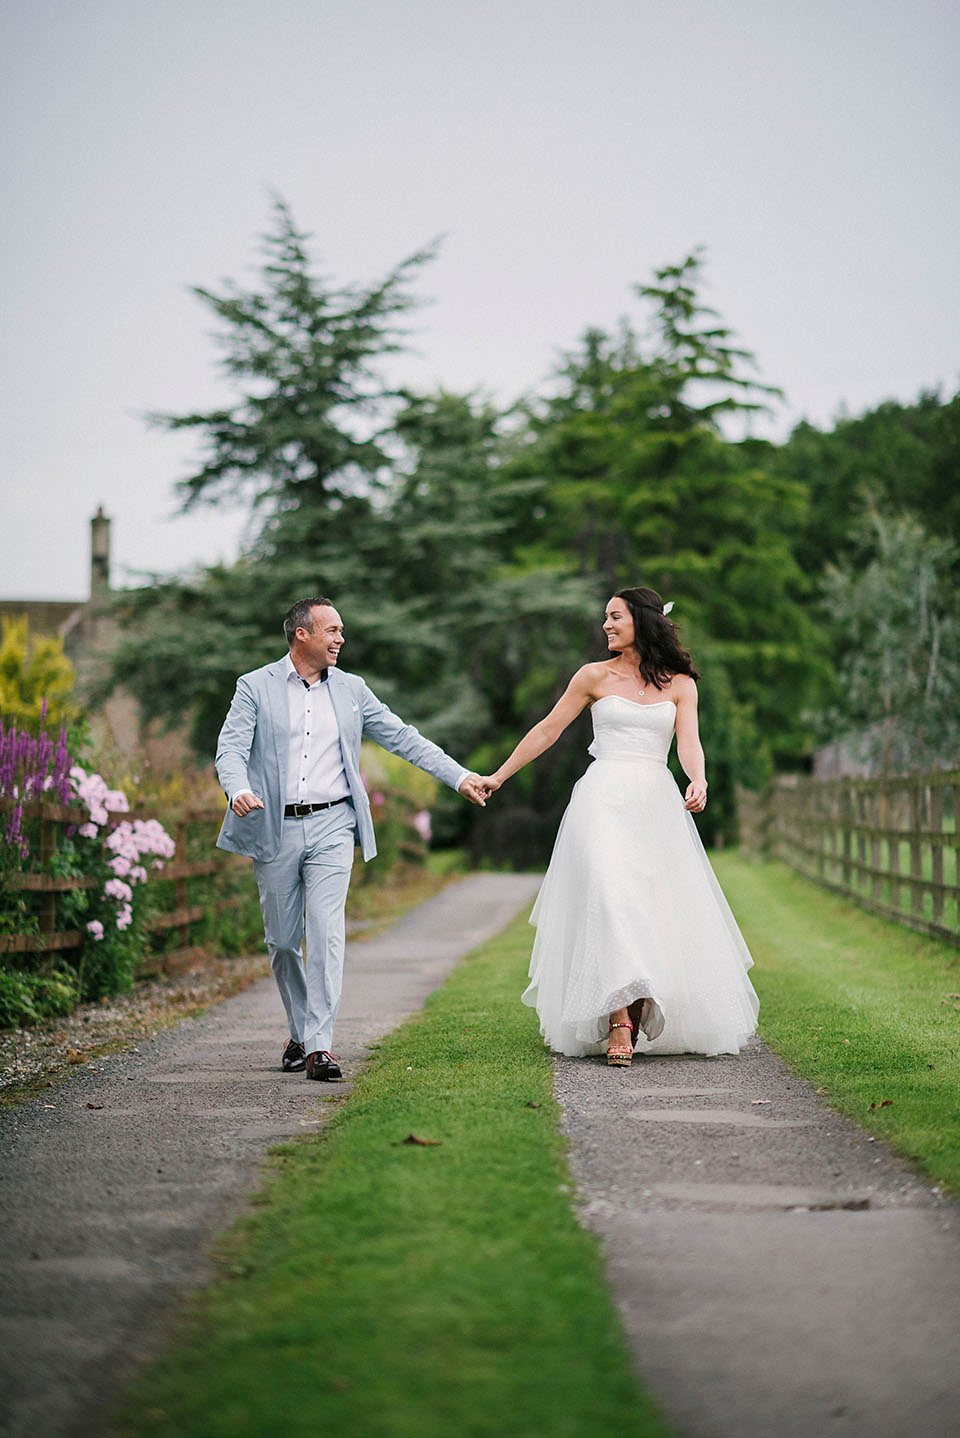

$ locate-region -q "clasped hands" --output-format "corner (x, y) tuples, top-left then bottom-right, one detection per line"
(457, 774), (500, 807)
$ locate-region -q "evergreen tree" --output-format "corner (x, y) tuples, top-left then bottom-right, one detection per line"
(110, 200), (438, 751)
(155, 196), (435, 516)
(819, 505), (960, 771)
(502, 255), (827, 838)
(771, 389), (960, 574)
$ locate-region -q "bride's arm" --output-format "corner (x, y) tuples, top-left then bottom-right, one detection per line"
(674, 677), (708, 812)
(480, 667), (595, 792)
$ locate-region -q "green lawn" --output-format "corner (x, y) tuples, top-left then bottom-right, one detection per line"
(106, 913), (672, 1438)
(107, 853), (960, 1436)
(713, 851), (960, 1194)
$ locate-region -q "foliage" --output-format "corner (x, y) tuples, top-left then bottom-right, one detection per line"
(817, 504), (960, 771)
(46, 771), (176, 1002)
(0, 616), (77, 733)
(770, 388), (960, 574)
(0, 967), (78, 1029)
(351, 742), (435, 883)
(151, 195), (434, 516)
(0, 714), (72, 855)
(499, 254), (825, 842)
(108, 913), (670, 1438)
(0, 719), (178, 1026)
(96, 201), (957, 863)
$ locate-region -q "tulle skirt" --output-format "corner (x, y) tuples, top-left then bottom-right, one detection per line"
(522, 756), (759, 1058)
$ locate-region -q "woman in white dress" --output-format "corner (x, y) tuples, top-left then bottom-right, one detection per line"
(479, 587), (759, 1066)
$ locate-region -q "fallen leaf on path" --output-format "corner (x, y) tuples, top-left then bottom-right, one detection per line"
(750, 1099), (772, 1105)
(393, 1133), (442, 1146)
(869, 1099), (894, 1110)
(85, 1103), (104, 1110)
(525, 1101), (542, 1109)
(42, 1104), (55, 1110)
(64, 1049), (84, 1064)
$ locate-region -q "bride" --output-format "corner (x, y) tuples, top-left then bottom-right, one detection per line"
(479, 587), (759, 1065)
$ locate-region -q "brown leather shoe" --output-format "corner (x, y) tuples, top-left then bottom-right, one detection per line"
(306, 1050), (342, 1081)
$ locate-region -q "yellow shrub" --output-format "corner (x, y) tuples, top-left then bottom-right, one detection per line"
(0, 616), (76, 730)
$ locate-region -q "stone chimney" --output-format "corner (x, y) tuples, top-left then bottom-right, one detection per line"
(90, 506), (111, 597)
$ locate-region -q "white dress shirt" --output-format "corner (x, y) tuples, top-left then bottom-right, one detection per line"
(283, 654), (351, 805)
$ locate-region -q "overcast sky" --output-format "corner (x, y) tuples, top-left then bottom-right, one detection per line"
(2, 0), (957, 601)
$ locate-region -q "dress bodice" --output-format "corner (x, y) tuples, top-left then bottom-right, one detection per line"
(587, 695), (676, 765)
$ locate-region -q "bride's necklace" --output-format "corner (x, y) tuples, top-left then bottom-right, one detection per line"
(612, 663), (645, 697)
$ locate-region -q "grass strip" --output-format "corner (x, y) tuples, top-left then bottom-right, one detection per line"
(713, 852), (960, 1194)
(107, 912), (671, 1438)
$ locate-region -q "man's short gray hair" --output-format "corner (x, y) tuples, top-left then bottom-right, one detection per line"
(283, 597), (335, 647)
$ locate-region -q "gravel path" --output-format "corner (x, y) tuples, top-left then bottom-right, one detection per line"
(4, 872), (957, 1438)
(0, 873), (541, 1438)
(557, 1037), (960, 1438)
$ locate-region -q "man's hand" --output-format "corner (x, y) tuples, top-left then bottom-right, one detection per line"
(232, 790), (265, 817)
(457, 774), (488, 807)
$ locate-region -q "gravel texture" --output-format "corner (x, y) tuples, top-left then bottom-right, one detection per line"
(0, 956), (271, 1100)
(0, 873), (541, 1438)
(4, 874), (958, 1438)
(556, 1037), (960, 1438)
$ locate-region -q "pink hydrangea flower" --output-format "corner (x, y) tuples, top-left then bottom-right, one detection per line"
(412, 809), (432, 842)
(86, 919), (105, 941)
(78, 823), (99, 839)
(104, 877), (133, 904)
(116, 904), (133, 931)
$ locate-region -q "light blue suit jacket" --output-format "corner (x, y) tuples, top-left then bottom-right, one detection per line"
(215, 660), (468, 863)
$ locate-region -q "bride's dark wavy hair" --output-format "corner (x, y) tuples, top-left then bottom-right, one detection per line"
(613, 586), (700, 689)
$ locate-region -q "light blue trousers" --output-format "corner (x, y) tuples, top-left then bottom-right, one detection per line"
(252, 802), (357, 1056)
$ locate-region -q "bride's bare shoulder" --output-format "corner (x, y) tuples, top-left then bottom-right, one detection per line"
(667, 673), (698, 701)
(574, 660), (615, 692)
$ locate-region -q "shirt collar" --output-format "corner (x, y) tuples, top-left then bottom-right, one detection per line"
(283, 653), (327, 688)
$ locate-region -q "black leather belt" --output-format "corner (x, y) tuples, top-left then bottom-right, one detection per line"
(283, 797), (351, 817)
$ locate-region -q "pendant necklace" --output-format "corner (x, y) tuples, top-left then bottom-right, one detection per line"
(616, 664), (644, 697)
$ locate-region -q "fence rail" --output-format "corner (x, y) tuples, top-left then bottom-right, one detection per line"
(738, 769), (960, 947)
(0, 800), (245, 973)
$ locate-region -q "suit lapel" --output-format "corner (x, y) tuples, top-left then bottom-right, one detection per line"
(326, 670), (352, 745)
(265, 662), (290, 792)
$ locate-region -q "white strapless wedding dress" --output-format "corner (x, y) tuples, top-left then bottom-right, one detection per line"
(522, 696), (759, 1058)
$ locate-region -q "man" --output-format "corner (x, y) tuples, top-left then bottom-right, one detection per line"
(215, 597), (486, 1080)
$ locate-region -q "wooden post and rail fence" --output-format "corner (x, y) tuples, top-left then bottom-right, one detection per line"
(738, 768), (960, 948)
(0, 801), (247, 975)
(0, 784), (426, 978)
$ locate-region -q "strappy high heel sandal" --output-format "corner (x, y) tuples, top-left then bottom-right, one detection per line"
(607, 1018), (634, 1067)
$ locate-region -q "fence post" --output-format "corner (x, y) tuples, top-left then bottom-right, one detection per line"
(930, 783), (944, 924)
(37, 807), (58, 935)
(751, 769), (959, 947)
(909, 785), (924, 918)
